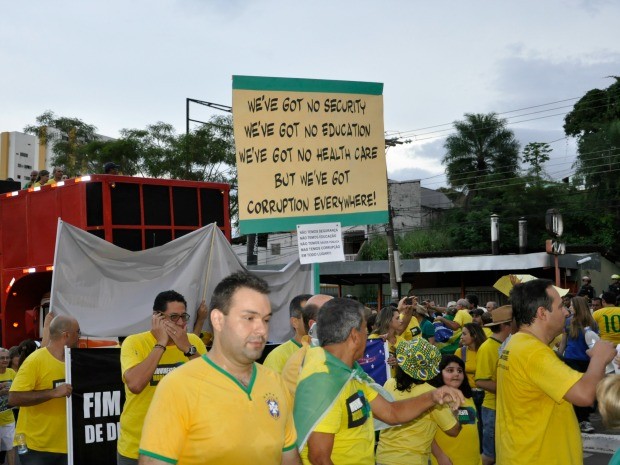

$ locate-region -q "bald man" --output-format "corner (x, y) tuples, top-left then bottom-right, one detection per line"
(9, 315), (80, 465)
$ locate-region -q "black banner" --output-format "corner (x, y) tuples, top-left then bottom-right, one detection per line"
(70, 349), (124, 465)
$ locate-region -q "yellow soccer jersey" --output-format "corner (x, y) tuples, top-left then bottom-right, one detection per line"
(300, 372), (378, 465)
(118, 331), (206, 459)
(0, 368), (16, 426)
(496, 332), (583, 465)
(10, 349), (67, 453)
(401, 315), (421, 341)
(483, 327), (492, 338)
(139, 356), (297, 465)
(593, 307), (620, 344)
(376, 381), (457, 465)
(263, 338), (303, 373)
(474, 337), (501, 410)
(454, 346), (477, 388)
(431, 397), (481, 465)
(448, 310), (472, 344)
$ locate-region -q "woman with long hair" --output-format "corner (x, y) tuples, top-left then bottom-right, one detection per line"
(376, 339), (460, 465)
(369, 306), (405, 376)
(430, 355), (482, 465)
(558, 295), (597, 433)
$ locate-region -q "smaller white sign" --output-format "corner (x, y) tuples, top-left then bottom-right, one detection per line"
(297, 223), (345, 265)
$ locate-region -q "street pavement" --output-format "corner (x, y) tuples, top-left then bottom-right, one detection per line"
(584, 411), (618, 465)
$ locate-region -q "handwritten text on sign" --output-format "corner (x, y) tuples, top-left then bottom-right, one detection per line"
(233, 77), (388, 233)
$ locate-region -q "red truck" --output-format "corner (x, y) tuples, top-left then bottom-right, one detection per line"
(0, 174), (230, 348)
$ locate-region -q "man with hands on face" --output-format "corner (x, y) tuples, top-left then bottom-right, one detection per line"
(117, 290), (206, 465)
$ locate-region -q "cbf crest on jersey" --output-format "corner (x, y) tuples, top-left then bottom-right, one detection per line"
(264, 393), (280, 419)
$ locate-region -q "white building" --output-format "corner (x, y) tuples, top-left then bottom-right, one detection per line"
(1, 129), (113, 187)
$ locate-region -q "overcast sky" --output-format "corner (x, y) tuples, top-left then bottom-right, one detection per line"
(1, 0), (618, 187)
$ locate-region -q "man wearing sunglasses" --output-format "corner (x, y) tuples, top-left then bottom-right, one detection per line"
(117, 291), (206, 465)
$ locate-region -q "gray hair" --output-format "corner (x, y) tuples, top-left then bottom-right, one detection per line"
(317, 298), (365, 346)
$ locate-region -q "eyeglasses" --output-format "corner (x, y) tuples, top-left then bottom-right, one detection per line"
(0, 357), (9, 360)
(157, 312), (190, 323)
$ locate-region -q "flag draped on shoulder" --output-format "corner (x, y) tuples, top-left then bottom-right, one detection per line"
(293, 346), (393, 452)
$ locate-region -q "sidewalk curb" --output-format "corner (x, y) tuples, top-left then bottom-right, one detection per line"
(583, 433), (619, 455)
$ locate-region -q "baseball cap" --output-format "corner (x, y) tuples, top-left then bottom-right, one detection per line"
(395, 338), (441, 381)
(484, 305), (513, 327)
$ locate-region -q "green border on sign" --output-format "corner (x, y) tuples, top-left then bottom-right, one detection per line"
(233, 75), (383, 95)
(239, 211), (389, 235)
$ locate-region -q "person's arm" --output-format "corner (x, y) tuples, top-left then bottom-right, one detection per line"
(281, 448), (303, 465)
(9, 383), (72, 407)
(123, 314), (169, 394)
(192, 300), (208, 337)
(370, 386), (464, 425)
(475, 379), (496, 394)
(306, 432), (335, 465)
(397, 296), (416, 336)
(565, 340), (616, 406)
(443, 420), (461, 438)
(435, 316), (460, 331)
(431, 440), (453, 465)
(40, 311), (55, 348)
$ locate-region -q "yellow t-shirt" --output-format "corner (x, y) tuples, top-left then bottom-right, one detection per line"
(496, 332), (583, 465)
(448, 310), (473, 343)
(281, 344), (309, 400)
(139, 356), (296, 465)
(593, 307), (620, 344)
(300, 372), (378, 465)
(454, 346), (477, 388)
(263, 339), (303, 373)
(400, 314), (421, 340)
(475, 336), (501, 410)
(118, 331), (206, 459)
(376, 381), (457, 465)
(10, 348), (67, 453)
(483, 327), (492, 338)
(431, 397), (481, 465)
(0, 369), (16, 426)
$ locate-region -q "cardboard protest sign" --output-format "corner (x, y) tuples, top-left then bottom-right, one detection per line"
(233, 76), (389, 234)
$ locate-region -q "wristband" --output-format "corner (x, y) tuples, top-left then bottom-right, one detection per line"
(154, 344), (166, 351)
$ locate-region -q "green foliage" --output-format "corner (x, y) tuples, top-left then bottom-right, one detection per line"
(357, 229), (453, 260)
(522, 142), (551, 181)
(443, 113), (520, 197)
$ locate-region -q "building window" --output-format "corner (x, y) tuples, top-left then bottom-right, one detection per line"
(343, 230), (365, 255)
(271, 243), (281, 255)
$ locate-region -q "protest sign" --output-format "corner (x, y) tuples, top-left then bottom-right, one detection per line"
(69, 349), (124, 465)
(233, 76), (389, 234)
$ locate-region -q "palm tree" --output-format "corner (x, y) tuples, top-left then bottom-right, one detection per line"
(443, 113), (520, 198)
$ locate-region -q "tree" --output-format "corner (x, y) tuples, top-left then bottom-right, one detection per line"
(443, 113), (520, 200)
(24, 110), (98, 176)
(522, 142), (551, 182)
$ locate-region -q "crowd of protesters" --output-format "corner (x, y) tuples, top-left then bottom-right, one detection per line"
(2, 271), (620, 465)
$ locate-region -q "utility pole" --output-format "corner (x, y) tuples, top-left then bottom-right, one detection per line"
(386, 183), (399, 301)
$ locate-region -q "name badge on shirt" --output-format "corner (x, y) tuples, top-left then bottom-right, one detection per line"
(346, 390), (370, 428)
(457, 406), (477, 425)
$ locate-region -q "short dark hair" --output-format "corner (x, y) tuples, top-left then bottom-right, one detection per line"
(209, 271), (270, 317)
(290, 294), (312, 318)
(510, 279), (554, 328)
(153, 290), (187, 312)
(317, 297), (364, 346)
(602, 291), (616, 305)
(592, 297), (602, 304)
(301, 303), (320, 333)
(466, 294), (479, 307)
